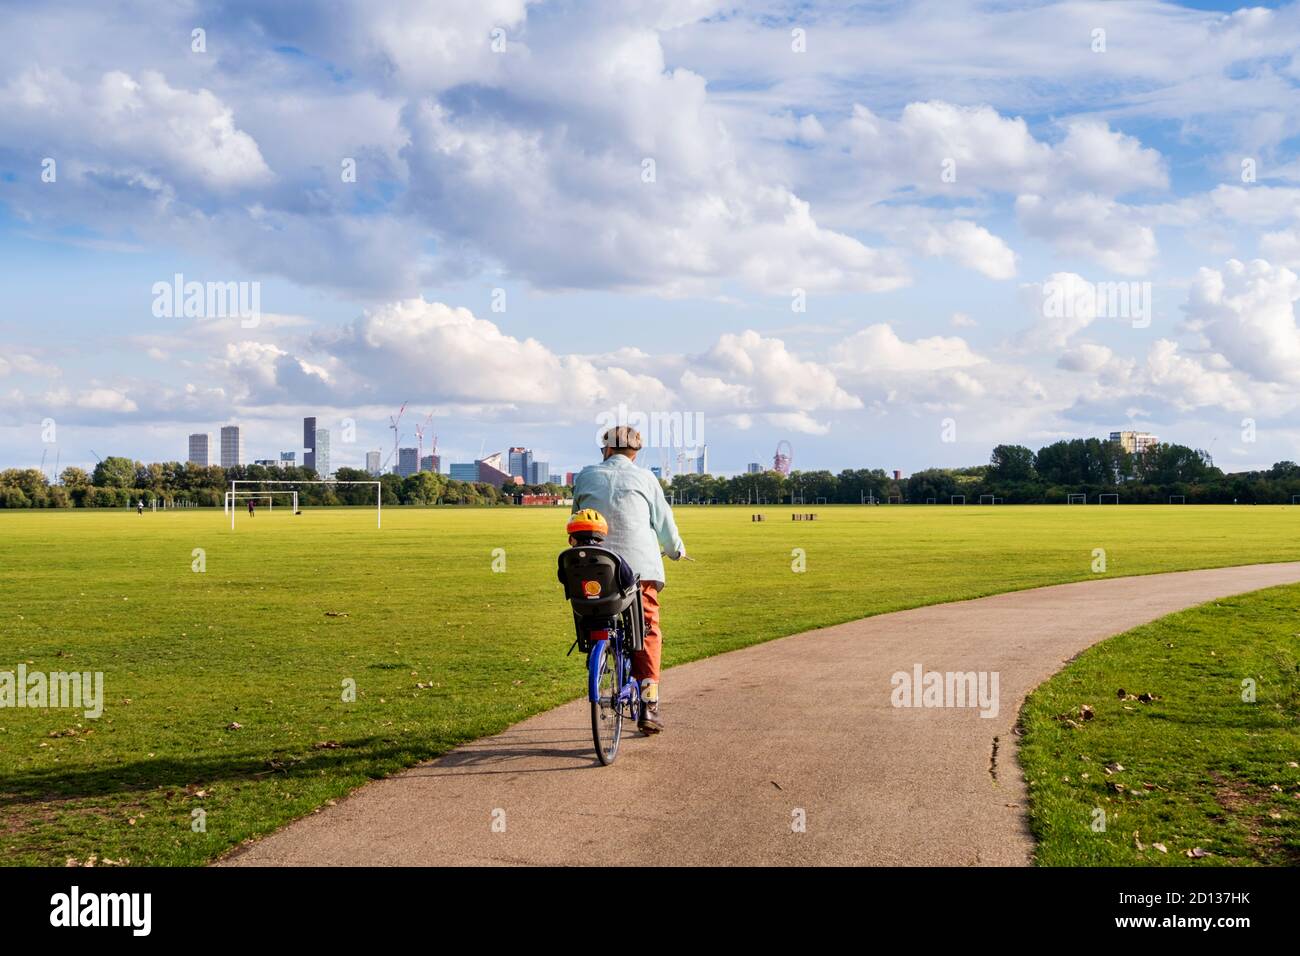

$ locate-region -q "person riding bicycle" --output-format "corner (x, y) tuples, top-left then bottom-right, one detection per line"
(571, 425), (685, 734)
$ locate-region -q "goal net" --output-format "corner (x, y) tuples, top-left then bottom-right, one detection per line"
(224, 491), (298, 514)
(229, 479), (382, 530)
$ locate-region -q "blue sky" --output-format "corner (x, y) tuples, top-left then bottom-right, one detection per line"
(2, 0), (1300, 478)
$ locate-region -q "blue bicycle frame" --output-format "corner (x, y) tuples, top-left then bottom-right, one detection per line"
(587, 624), (640, 716)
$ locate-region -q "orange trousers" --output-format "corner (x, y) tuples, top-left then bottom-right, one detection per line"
(633, 582), (662, 684)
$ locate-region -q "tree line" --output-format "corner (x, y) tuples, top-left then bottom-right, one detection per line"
(2, 438), (1299, 508)
(0, 457), (567, 508)
(667, 439), (1300, 505)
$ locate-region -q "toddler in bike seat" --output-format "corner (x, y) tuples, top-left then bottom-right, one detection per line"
(562, 509), (635, 589)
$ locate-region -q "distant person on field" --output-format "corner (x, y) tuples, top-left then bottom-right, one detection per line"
(247, 498), (256, 517)
(137, 498), (144, 515)
(571, 425), (685, 734)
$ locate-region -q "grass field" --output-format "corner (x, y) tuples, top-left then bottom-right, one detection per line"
(2, 503), (1300, 865)
(1020, 583), (1300, 866)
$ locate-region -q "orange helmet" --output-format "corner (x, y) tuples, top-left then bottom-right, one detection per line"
(566, 508), (608, 539)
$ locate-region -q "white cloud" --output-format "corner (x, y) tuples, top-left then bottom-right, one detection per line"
(1016, 193), (1158, 276)
(1185, 258), (1300, 384)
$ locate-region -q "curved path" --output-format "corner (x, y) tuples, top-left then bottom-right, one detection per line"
(222, 562), (1300, 867)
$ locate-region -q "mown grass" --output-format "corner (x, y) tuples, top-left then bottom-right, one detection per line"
(1020, 583), (1300, 866)
(1, 503), (1298, 865)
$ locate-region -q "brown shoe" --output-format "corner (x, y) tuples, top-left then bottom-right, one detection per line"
(638, 699), (664, 735)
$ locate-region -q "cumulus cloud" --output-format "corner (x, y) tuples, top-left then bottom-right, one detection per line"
(0, 69), (271, 189)
(1016, 194), (1158, 276)
(1184, 258), (1300, 384)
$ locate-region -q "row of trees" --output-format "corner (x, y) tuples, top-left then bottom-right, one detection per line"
(666, 441), (1300, 505)
(0, 457), (568, 509)
(4, 439), (1300, 508)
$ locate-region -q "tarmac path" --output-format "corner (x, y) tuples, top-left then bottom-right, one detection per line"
(221, 562), (1300, 866)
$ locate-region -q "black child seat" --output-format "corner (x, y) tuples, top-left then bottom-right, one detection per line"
(556, 545), (645, 652)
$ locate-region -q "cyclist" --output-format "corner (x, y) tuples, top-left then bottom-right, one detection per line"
(571, 425), (685, 734)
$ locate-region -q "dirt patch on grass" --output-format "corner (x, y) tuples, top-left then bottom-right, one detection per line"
(1210, 772), (1300, 865)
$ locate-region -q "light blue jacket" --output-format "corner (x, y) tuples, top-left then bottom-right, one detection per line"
(572, 454), (684, 587)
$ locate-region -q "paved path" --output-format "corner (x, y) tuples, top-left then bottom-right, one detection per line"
(222, 562), (1300, 866)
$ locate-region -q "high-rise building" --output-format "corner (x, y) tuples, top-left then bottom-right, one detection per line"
(420, 454), (439, 473)
(450, 462), (478, 482)
(746, 462), (762, 474)
(1110, 431), (1159, 455)
(302, 417), (317, 472)
(397, 447), (418, 477)
(188, 433), (210, 467)
(694, 445), (709, 475)
(280, 451), (296, 467)
(365, 450), (381, 477)
(253, 458), (282, 469)
(529, 460), (550, 485)
(315, 427), (331, 478)
(564, 471), (576, 486)
(508, 447), (533, 480)
(219, 425), (243, 469)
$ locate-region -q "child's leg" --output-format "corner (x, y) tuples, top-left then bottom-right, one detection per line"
(632, 582), (661, 689)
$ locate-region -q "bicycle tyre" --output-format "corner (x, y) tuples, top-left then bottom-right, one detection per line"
(589, 640), (622, 765)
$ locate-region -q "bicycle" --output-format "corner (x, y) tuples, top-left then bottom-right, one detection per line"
(556, 545), (646, 765)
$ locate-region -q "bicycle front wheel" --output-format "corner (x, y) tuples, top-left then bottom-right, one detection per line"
(589, 640), (622, 765)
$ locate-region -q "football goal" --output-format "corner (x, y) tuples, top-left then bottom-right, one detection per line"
(229, 479), (382, 530)
(1067, 494), (1086, 505)
(224, 491), (298, 514)
(815, 496), (828, 505)
(1168, 495), (1186, 504)
(1099, 493), (1120, 505)
(925, 497), (936, 504)
(979, 494), (998, 505)
(951, 495), (965, 505)
(888, 495), (902, 504)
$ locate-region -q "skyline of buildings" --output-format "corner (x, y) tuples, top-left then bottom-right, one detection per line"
(173, 422), (1159, 485)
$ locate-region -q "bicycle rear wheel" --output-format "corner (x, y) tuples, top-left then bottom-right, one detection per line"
(589, 640), (622, 765)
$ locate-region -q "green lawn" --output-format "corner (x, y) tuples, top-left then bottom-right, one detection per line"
(1019, 582), (1300, 866)
(1, 503), (1299, 865)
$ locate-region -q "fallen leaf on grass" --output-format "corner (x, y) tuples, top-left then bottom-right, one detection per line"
(225, 722), (243, 731)
(313, 741), (342, 750)
(324, 611), (349, 618)
(1153, 843), (1168, 853)
(1186, 847), (1209, 859)
(1134, 831), (1146, 851)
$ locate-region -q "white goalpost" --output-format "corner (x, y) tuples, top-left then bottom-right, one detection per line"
(1099, 493), (1120, 505)
(1168, 495), (1186, 504)
(951, 495), (965, 505)
(1067, 493), (1086, 505)
(979, 494), (998, 505)
(229, 479), (382, 530)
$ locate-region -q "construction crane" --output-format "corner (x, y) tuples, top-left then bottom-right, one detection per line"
(414, 411), (434, 470)
(381, 401), (408, 471)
